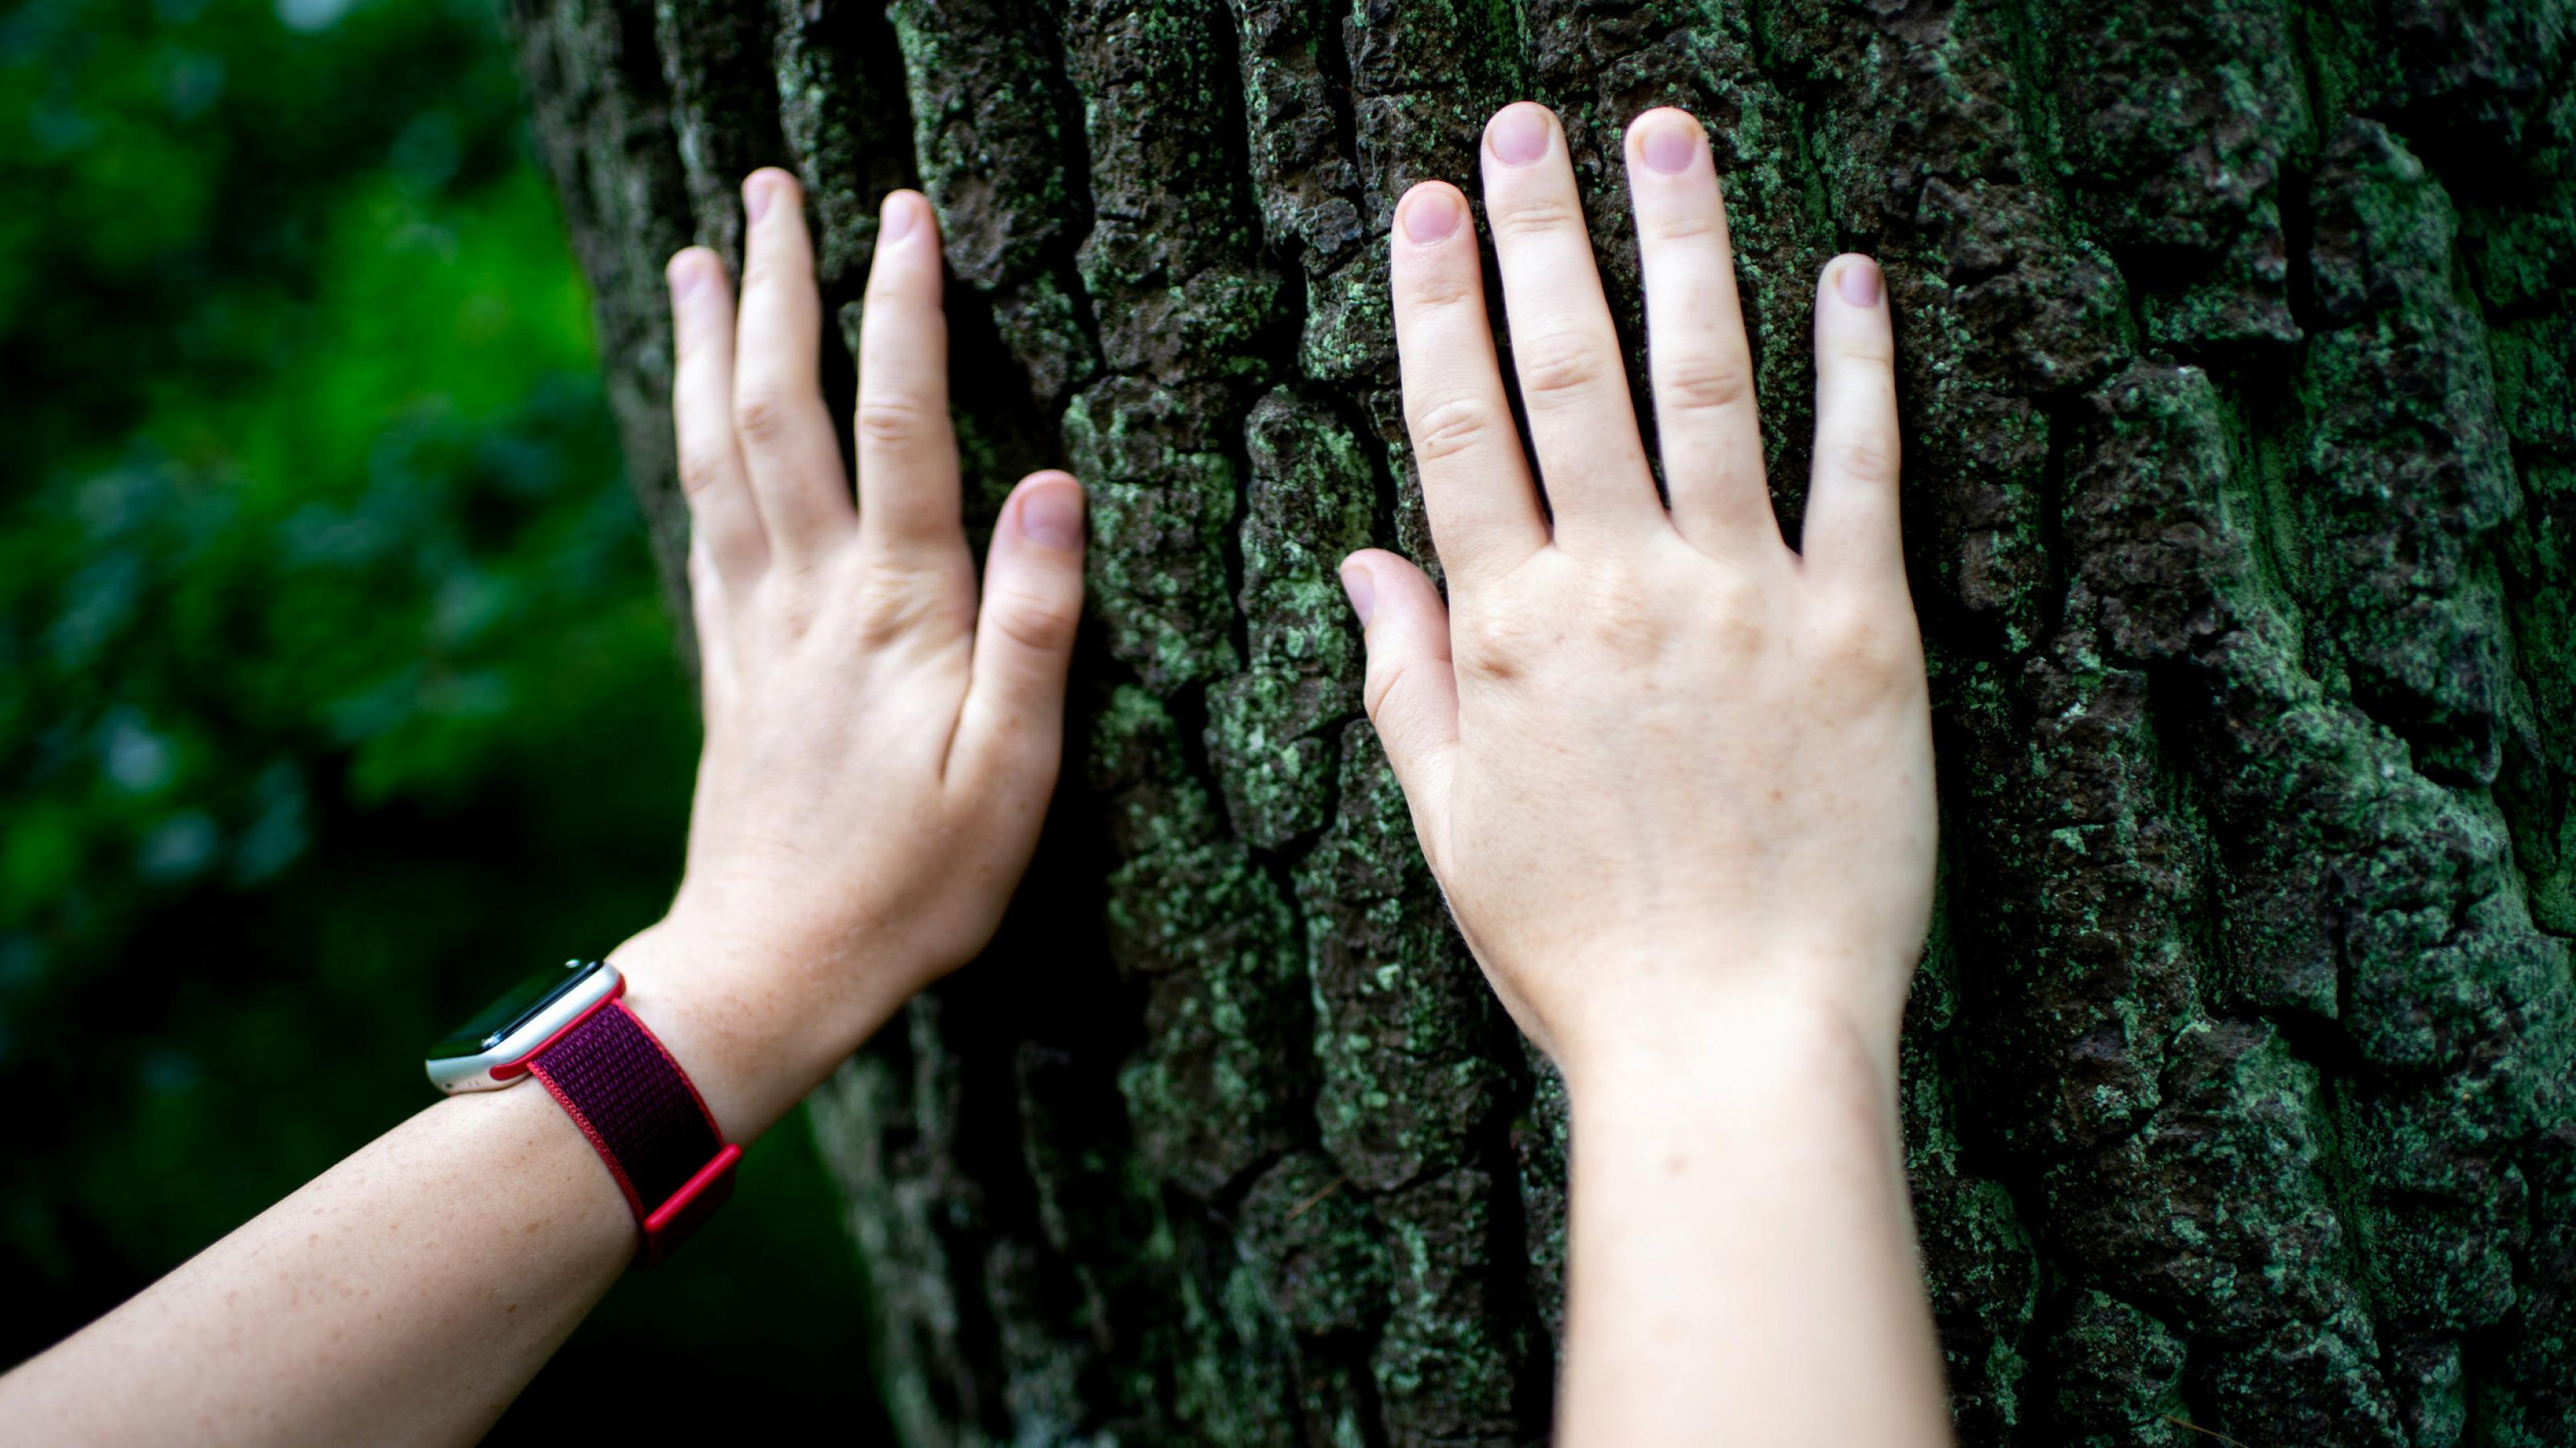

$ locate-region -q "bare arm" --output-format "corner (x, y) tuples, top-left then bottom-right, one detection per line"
(1348, 103), (1951, 1446)
(1563, 1001), (1942, 1443)
(0, 171), (1090, 1446)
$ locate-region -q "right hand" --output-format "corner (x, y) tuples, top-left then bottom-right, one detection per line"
(1342, 102), (1938, 1080)
(617, 170), (1088, 1137)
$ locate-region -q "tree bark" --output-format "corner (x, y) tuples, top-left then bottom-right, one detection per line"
(504, 0), (2575, 1442)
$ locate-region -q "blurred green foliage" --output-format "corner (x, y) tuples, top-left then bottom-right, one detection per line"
(0, 0), (880, 1432)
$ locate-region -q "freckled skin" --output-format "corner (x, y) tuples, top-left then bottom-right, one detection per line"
(0, 177), (1091, 1446)
(1348, 104), (1948, 1448)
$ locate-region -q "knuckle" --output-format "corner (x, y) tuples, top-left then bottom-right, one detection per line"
(731, 389), (799, 444)
(1824, 426), (1901, 485)
(671, 323), (716, 369)
(1691, 571), (1770, 654)
(1408, 394), (1505, 466)
(851, 554), (966, 646)
(1452, 606), (1534, 680)
(1489, 192), (1584, 244)
(989, 584), (1081, 655)
(856, 394), (931, 449)
(1643, 205), (1723, 247)
(1400, 265), (1482, 315)
(866, 258), (942, 320)
(1816, 605), (1915, 695)
(1654, 349), (1756, 415)
(677, 444), (733, 498)
(1710, 598), (1769, 656)
(850, 592), (914, 650)
(1575, 569), (1673, 654)
(1513, 329), (1612, 402)
(1826, 330), (1897, 369)
(1360, 654), (1416, 722)
(738, 254), (799, 299)
(749, 571), (824, 641)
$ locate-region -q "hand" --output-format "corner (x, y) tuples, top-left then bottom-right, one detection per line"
(1344, 103), (1936, 1084)
(619, 171), (1087, 1134)
(0, 170), (1093, 1448)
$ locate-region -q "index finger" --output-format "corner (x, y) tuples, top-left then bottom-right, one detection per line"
(1390, 181), (1548, 582)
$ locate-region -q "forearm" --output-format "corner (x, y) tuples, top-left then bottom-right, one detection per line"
(1, 171), (1083, 1445)
(1556, 990), (1950, 1448)
(3, 1080), (630, 1446)
(0, 917), (906, 1446)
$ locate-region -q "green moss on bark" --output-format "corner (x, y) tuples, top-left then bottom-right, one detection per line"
(508, 0), (2576, 1439)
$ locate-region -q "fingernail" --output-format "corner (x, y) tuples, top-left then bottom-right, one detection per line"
(1638, 115), (1699, 175)
(881, 192), (920, 244)
(1018, 480), (1084, 552)
(1340, 562), (1376, 625)
(667, 251), (703, 302)
(1836, 256), (1883, 307)
(1488, 104), (1550, 167)
(1402, 186), (1463, 245)
(745, 175), (775, 225)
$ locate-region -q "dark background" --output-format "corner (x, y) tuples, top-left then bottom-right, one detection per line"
(0, 0), (886, 1434)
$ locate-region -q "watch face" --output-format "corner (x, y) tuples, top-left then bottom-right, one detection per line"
(428, 959), (607, 1062)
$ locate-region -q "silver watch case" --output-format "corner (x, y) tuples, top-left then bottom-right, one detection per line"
(424, 961), (624, 1093)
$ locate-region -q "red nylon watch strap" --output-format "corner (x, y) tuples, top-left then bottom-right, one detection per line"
(522, 981), (740, 1267)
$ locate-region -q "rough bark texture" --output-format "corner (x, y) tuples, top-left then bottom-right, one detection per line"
(505, 0), (2576, 1442)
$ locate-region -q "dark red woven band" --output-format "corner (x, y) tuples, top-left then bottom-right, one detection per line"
(526, 993), (735, 1265)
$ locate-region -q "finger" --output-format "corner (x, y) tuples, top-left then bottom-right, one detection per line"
(1623, 109), (1780, 557)
(667, 248), (768, 588)
(1479, 102), (1660, 544)
(951, 472), (1086, 790)
(1801, 256), (1905, 592)
(1389, 182), (1548, 582)
(685, 536), (738, 720)
(1335, 551), (1536, 1046)
(1340, 549), (1460, 854)
(856, 190), (968, 567)
(732, 168), (855, 560)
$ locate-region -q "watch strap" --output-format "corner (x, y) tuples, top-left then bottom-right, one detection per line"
(524, 981), (740, 1267)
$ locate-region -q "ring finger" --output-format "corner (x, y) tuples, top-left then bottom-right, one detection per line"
(731, 168), (857, 563)
(1622, 108), (1778, 556)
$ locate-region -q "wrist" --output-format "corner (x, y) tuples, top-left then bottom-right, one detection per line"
(1554, 974), (1901, 1121)
(1562, 1000), (1908, 1210)
(606, 906), (920, 1141)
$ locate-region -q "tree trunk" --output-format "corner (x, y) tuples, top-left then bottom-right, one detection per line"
(503, 0), (2575, 1442)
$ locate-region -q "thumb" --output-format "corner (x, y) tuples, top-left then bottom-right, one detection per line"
(1342, 549), (1460, 852)
(953, 471), (1087, 789)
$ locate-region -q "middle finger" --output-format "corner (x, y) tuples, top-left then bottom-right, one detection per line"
(1479, 103), (1662, 547)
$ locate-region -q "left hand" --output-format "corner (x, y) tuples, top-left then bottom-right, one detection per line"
(1344, 104), (1934, 1081)
(0, 170), (1091, 1448)
(617, 170), (1088, 1135)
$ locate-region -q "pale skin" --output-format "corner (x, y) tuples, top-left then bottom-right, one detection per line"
(1348, 101), (1950, 1446)
(0, 171), (1090, 1446)
(2, 100), (1948, 1446)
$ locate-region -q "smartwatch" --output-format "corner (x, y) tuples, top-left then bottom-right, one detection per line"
(425, 959), (741, 1265)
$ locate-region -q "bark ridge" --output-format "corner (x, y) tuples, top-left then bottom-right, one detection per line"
(506, 0), (2576, 1442)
